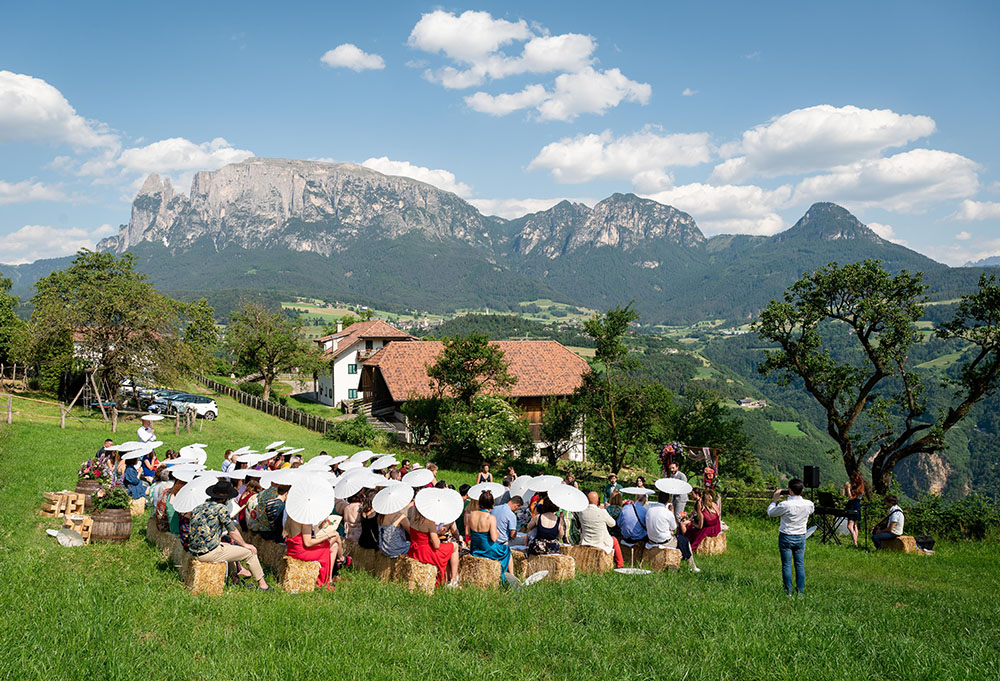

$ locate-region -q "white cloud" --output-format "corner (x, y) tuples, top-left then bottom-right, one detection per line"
(0, 224), (114, 265)
(117, 137), (253, 175)
(361, 157), (472, 196)
(0, 179), (67, 205)
(0, 70), (118, 149)
(643, 182), (792, 236)
(711, 105), (936, 182)
(409, 10), (647, 120)
(466, 85), (548, 116)
(528, 128), (711, 189)
(955, 231), (972, 241)
(320, 44), (385, 72)
(682, 88), (698, 96)
(793, 148), (980, 212)
(932, 239), (1000, 266)
(468, 196), (595, 219)
(868, 222), (907, 246)
(951, 199), (1000, 221)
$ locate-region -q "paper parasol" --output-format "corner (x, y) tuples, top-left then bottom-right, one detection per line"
(141, 414), (164, 421)
(531, 475), (564, 492)
(467, 482), (506, 501)
(414, 487), (464, 524)
(620, 487), (652, 496)
(350, 450), (377, 463)
(302, 455), (334, 469)
(508, 475), (535, 501)
(335, 473), (367, 500)
(285, 478), (336, 525)
(546, 484), (589, 513)
(339, 460), (363, 471)
(331, 455), (349, 465)
(372, 483), (414, 515)
(368, 454), (398, 471)
(264, 441), (285, 450)
(171, 476), (215, 513)
(654, 477), (692, 495)
(402, 468), (434, 487)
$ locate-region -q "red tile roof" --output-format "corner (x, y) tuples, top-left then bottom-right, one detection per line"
(363, 340), (590, 401)
(314, 320), (412, 360)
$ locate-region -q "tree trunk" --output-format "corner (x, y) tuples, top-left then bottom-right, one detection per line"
(262, 377), (272, 401)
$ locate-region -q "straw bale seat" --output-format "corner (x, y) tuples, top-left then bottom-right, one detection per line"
(565, 545), (614, 574)
(145, 516), (179, 558)
(882, 535), (918, 554)
(278, 556), (321, 593)
(129, 498), (147, 517)
(697, 532), (727, 556)
(243, 531), (288, 572)
(619, 542), (645, 567)
(458, 554), (502, 588)
(343, 539), (395, 581)
(178, 550), (227, 596)
(511, 549), (575, 582)
(643, 545), (682, 571)
(343, 540), (438, 594)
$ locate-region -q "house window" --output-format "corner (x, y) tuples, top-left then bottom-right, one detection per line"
(348, 363), (358, 374)
(348, 389), (358, 399)
(365, 340), (374, 350)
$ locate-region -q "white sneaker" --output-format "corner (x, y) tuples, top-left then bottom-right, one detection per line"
(691, 565), (701, 573)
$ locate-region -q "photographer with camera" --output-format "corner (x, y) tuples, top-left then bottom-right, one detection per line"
(767, 479), (814, 597)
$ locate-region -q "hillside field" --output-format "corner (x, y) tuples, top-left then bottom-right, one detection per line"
(1, 388), (998, 680)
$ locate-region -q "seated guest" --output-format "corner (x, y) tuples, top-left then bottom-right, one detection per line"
(247, 482), (279, 534)
(685, 487), (722, 551)
(617, 495), (648, 545)
(378, 506), (411, 558)
(526, 498), (566, 554)
(337, 492), (364, 543)
(578, 491), (624, 568)
(467, 491), (510, 581)
(506, 466), (517, 481)
(605, 490), (624, 521)
(147, 467), (173, 529)
(873, 495), (906, 549)
(186, 481), (269, 590)
(646, 491), (699, 572)
(140, 451), (158, 484)
(492, 495), (521, 545)
(285, 512), (343, 590)
(236, 478), (262, 531)
(220, 449), (235, 474)
(261, 484), (290, 543)
(456, 484), (472, 537)
(358, 490), (380, 551)
(123, 457), (147, 499)
(407, 507), (460, 587)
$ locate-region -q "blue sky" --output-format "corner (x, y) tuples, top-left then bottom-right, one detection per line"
(1, 1), (998, 265)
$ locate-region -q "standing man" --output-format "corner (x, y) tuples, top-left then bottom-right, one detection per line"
(137, 415), (158, 443)
(767, 479), (814, 597)
(667, 461), (689, 521)
(604, 473), (622, 504)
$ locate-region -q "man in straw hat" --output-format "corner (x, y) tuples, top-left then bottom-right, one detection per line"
(137, 414), (159, 443)
(186, 481), (270, 591)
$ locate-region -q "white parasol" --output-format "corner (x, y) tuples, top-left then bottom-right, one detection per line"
(372, 483), (414, 515)
(178, 444), (207, 464)
(620, 487), (653, 496)
(285, 478), (336, 525)
(531, 475), (564, 492)
(414, 487), (464, 524)
(170, 476), (215, 513)
(170, 469), (200, 483)
(546, 484), (589, 513)
(331, 455), (349, 465)
(335, 473), (368, 500)
(116, 441), (146, 452)
(141, 414), (164, 421)
(235, 452), (265, 465)
(508, 475), (535, 501)
(339, 460), (364, 471)
(467, 482), (506, 501)
(264, 441), (285, 450)
(402, 468), (434, 487)
(350, 449), (377, 463)
(368, 454), (398, 471)
(122, 448), (150, 461)
(167, 463), (206, 474)
(302, 454), (334, 469)
(654, 477), (693, 495)
(146, 440), (164, 448)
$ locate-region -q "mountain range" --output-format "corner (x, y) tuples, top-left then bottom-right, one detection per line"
(4, 157), (995, 323)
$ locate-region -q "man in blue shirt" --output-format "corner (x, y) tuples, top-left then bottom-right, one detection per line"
(491, 495), (522, 544)
(617, 497), (648, 544)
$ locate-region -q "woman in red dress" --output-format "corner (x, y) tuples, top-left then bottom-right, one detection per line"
(284, 515), (343, 590)
(407, 508), (459, 587)
(685, 487), (722, 551)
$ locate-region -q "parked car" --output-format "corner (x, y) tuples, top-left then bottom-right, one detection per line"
(151, 392), (218, 420)
(146, 389), (188, 412)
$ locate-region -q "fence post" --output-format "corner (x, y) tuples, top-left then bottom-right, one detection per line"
(174, 413), (180, 435)
(111, 406), (118, 433)
(60, 403), (66, 429)
(6, 395), (11, 424)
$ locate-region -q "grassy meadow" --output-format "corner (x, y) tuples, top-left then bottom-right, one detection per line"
(1, 387), (998, 680)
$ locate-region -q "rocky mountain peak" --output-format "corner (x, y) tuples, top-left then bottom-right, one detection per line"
(776, 202), (883, 243)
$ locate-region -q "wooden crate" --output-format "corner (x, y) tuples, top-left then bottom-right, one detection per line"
(62, 515), (94, 543)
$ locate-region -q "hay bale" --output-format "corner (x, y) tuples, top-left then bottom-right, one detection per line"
(145, 515), (178, 558)
(344, 539), (394, 582)
(391, 555), (437, 595)
(512, 551), (575, 582)
(179, 552), (227, 596)
(697, 532), (727, 556)
(644, 545), (682, 571)
(565, 545), (614, 574)
(459, 554), (502, 588)
(243, 532), (287, 573)
(883, 535), (917, 554)
(129, 498), (146, 517)
(279, 556), (320, 593)
(619, 542), (645, 568)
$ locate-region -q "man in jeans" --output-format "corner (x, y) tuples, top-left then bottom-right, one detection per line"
(767, 479), (814, 596)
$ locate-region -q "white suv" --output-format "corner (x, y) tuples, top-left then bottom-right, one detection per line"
(173, 394), (219, 420)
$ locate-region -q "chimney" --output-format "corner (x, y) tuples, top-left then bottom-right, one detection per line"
(336, 320), (343, 333)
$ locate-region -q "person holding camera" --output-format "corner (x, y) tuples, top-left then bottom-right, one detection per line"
(767, 479), (814, 597)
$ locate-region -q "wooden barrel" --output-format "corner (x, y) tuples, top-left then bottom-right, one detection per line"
(90, 509), (133, 543)
(75, 479), (103, 513)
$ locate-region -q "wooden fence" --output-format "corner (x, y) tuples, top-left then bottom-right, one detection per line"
(195, 376), (334, 435)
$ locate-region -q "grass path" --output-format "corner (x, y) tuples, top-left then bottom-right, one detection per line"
(1, 400), (998, 680)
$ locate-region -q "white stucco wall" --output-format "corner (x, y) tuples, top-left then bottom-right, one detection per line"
(316, 338), (389, 407)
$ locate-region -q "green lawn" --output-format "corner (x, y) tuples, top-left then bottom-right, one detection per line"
(2, 398), (999, 680)
(915, 351), (964, 370)
(770, 420), (808, 437)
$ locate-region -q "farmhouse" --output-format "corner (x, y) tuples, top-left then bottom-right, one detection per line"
(360, 340), (590, 460)
(737, 397), (768, 409)
(313, 320), (413, 408)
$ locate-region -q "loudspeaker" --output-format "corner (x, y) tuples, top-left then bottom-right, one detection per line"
(803, 466), (821, 489)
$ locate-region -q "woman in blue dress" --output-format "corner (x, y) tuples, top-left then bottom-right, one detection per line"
(466, 490), (510, 583)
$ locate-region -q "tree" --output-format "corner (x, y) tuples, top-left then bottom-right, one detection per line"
(427, 331), (515, 405)
(672, 388), (760, 483)
(225, 301), (317, 400)
(540, 396), (580, 466)
(179, 298), (220, 374)
(25, 251), (186, 394)
(438, 394), (534, 463)
(577, 303), (676, 474)
(0, 273), (24, 366)
(756, 260), (1000, 493)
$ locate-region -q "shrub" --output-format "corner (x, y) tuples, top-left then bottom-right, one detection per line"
(93, 485), (132, 512)
(325, 415), (389, 449)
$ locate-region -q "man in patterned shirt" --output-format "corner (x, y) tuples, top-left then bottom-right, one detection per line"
(187, 481), (270, 590)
